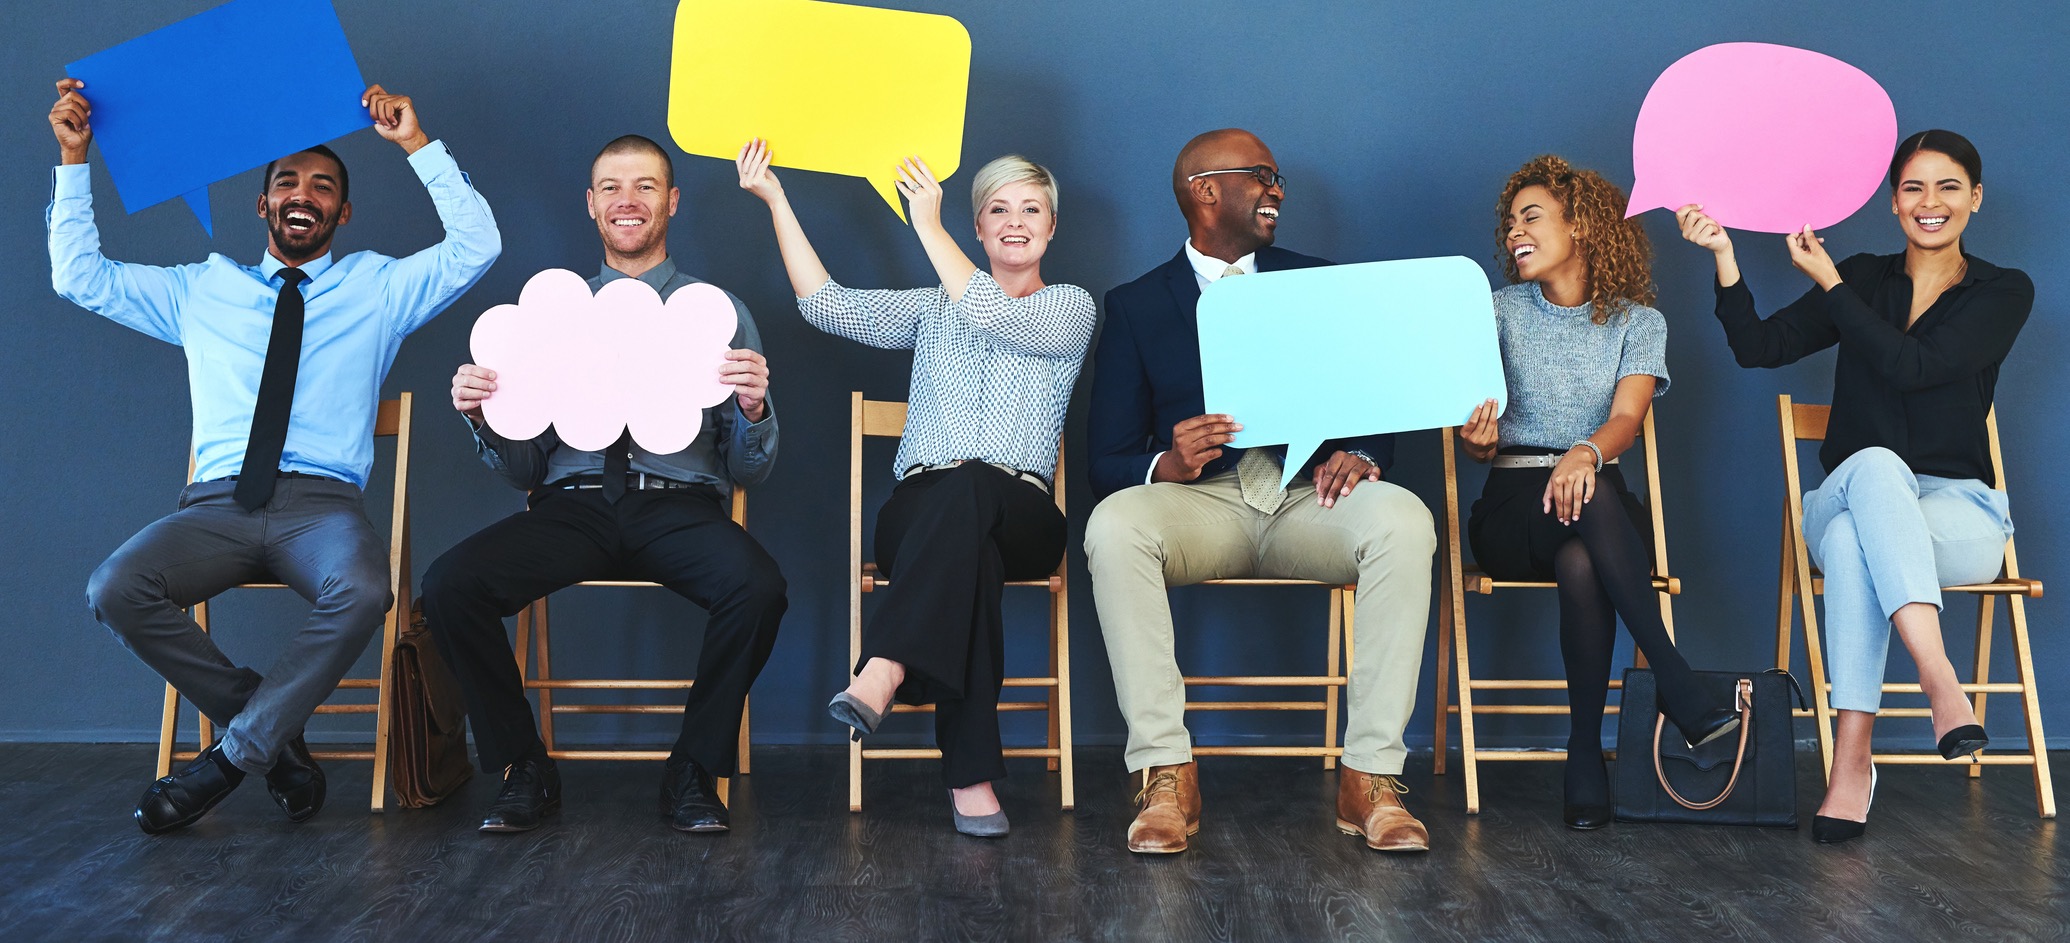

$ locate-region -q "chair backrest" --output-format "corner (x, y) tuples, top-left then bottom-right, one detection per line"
(849, 390), (1067, 516)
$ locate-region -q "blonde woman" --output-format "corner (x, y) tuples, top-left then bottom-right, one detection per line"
(737, 141), (1094, 837)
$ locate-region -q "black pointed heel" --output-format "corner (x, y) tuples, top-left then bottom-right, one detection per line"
(1813, 767), (1876, 845)
(1936, 724), (1988, 761)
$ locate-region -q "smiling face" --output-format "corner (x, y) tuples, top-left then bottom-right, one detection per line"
(975, 180), (1056, 270)
(588, 150), (679, 261)
(1177, 130), (1283, 257)
(256, 151), (351, 265)
(1505, 184), (1581, 285)
(1891, 149), (1981, 251)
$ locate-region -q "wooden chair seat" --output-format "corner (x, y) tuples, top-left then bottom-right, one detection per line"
(158, 393), (415, 812)
(849, 394), (1074, 809)
(1434, 409), (1682, 812)
(1774, 395), (2053, 817)
(510, 488), (753, 799)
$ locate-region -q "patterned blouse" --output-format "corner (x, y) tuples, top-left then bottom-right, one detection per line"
(798, 270), (1096, 481)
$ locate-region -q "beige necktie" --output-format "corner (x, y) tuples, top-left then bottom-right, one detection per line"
(1216, 265), (1286, 514)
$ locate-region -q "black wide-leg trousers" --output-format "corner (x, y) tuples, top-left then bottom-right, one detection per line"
(863, 462), (1065, 788)
(421, 485), (787, 776)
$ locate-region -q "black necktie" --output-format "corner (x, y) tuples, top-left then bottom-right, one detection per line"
(602, 430), (632, 503)
(234, 267), (308, 511)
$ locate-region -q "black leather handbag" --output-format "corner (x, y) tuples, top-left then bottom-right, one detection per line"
(1614, 667), (1804, 828)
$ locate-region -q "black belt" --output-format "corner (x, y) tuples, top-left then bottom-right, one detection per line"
(212, 471), (345, 483)
(551, 473), (704, 492)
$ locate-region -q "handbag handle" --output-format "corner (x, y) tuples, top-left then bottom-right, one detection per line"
(1652, 678), (1754, 811)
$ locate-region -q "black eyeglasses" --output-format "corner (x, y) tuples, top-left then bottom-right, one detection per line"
(1186, 165), (1288, 191)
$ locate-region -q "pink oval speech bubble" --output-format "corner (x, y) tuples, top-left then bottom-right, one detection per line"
(470, 269), (739, 455)
(1626, 43), (1896, 233)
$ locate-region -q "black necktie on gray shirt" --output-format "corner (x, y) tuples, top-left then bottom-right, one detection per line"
(235, 267), (307, 511)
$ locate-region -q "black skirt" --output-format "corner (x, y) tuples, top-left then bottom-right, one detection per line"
(1466, 450), (1653, 581)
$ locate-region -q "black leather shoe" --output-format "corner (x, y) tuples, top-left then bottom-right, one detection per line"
(1681, 707), (1742, 749)
(264, 735), (326, 823)
(659, 758), (729, 833)
(136, 744), (246, 835)
(1937, 724), (1989, 761)
(1562, 803), (1612, 830)
(479, 755), (560, 833)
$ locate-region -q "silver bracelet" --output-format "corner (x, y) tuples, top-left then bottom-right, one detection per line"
(1571, 439), (1604, 473)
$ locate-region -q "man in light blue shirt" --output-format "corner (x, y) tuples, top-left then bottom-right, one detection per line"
(48, 78), (500, 834)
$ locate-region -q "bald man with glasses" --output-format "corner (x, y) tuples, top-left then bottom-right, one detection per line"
(1084, 128), (1436, 855)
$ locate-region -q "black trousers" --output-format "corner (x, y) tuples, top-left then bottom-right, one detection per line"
(863, 463), (1066, 788)
(421, 485), (786, 776)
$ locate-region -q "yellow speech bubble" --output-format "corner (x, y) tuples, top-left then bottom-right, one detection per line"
(669, 0), (971, 221)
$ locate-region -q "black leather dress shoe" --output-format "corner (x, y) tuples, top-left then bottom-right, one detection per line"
(479, 755), (560, 833)
(264, 735), (326, 823)
(136, 744), (246, 835)
(1562, 803), (1613, 830)
(659, 758), (729, 833)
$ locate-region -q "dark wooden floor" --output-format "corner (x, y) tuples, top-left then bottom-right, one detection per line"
(0, 745), (2062, 942)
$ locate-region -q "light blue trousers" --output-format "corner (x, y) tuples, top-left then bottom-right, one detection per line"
(1803, 448), (2012, 713)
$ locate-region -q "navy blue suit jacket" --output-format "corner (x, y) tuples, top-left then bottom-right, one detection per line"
(1087, 245), (1397, 501)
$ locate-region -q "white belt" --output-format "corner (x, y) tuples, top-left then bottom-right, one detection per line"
(1492, 453), (1617, 469)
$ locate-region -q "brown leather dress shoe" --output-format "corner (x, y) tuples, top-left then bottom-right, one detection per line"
(1126, 762), (1200, 854)
(1336, 770), (1430, 853)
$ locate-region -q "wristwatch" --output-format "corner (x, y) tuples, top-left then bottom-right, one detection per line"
(1347, 449), (1377, 468)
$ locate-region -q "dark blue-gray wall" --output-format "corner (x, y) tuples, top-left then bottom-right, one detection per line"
(4, 1), (2065, 761)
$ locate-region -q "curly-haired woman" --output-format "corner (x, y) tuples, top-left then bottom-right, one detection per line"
(1676, 130), (2029, 844)
(1458, 156), (1738, 829)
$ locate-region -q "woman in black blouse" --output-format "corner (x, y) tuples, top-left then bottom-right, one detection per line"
(1676, 130), (2031, 844)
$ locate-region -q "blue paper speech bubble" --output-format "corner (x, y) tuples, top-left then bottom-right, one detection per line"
(1199, 257), (1507, 488)
(66, 0), (372, 237)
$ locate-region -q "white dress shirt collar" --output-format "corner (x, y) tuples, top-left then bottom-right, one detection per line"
(1184, 240), (1255, 290)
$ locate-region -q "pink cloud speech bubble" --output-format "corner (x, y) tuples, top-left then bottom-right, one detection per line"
(1626, 42), (1897, 233)
(470, 269), (738, 454)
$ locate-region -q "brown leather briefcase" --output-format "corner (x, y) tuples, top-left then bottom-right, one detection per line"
(388, 600), (474, 808)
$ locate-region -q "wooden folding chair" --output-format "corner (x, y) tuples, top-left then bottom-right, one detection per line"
(510, 487), (753, 801)
(1180, 578), (1354, 768)
(849, 392), (1074, 811)
(157, 393), (414, 812)
(1774, 395), (2052, 817)
(1431, 409), (1682, 813)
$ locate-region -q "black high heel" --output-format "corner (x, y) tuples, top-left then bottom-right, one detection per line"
(1680, 707), (1741, 749)
(1561, 753), (1611, 830)
(1937, 724), (1989, 761)
(1812, 766), (1876, 845)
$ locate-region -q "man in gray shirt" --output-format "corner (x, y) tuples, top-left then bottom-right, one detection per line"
(423, 134), (785, 835)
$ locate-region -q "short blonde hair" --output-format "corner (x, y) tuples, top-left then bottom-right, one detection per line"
(969, 154), (1058, 227)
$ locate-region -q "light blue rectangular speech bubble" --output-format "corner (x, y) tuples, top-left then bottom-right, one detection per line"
(66, 0), (372, 237)
(1199, 256), (1506, 488)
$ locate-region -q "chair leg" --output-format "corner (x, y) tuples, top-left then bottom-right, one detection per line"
(1323, 588), (1343, 771)
(2006, 595), (2055, 818)
(535, 596), (556, 754)
(1432, 571), (1454, 777)
(1970, 595), (1995, 781)
(1794, 561), (1837, 782)
(156, 681), (180, 779)
(367, 597), (403, 813)
(1449, 568), (1482, 814)
(1056, 584), (1075, 811)
(737, 698), (752, 776)
(1046, 594), (1062, 774)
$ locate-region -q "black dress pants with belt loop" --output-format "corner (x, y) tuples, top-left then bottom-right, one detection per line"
(863, 462), (1066, 788)
(421, 485), (787, 776)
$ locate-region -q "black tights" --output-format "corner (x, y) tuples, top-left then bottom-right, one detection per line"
(1552, 493), (1710, 806)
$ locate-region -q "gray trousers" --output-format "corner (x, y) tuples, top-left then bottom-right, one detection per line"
(86, 478), (392, 775)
